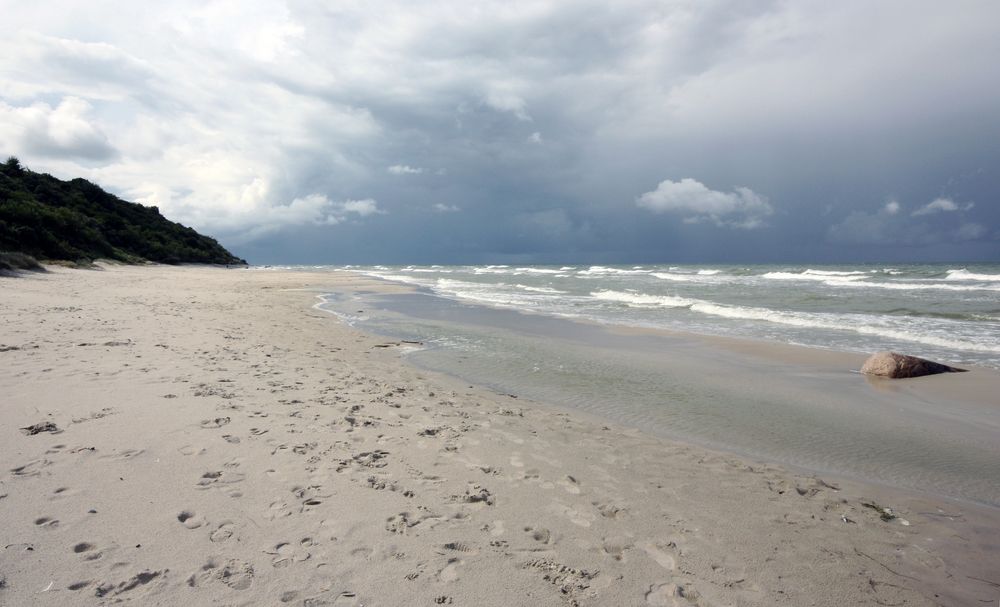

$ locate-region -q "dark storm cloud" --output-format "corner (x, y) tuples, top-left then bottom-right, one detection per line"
(1, 0), (998, 263)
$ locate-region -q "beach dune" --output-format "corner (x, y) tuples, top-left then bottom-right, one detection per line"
(1, 264), (997, 606)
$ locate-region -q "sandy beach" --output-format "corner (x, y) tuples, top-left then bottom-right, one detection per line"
(2, 264), (998, 606)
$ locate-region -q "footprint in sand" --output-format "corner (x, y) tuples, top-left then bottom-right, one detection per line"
(266, 538), (314, 568)
(645, 582), (698, 606)
(557, 475), (581, 495)
(488, 519), (506, 537)
(178, 511), (206, 529)
(51, 486), (80, 500)
(188, 558), (255, 590)
(602, 537), (633, 562)
(200, 417), (231, 429)
(71, 542), (106, 562)
(549, 502), (594, 528)
(195, 469), (246, 490)
(437, 558), (462, 583)
(441, 541), (478, 555)
(643, 542), (679, 571)
(95, 570), (167, 598)
(67, 580), (92, 591)
(594, 501), (627, 519)
(34, 516), (59, 529)
(524, 526), (552, 544)
(100, 448), (144, 461)
(11, 459), (52, 477)
(210, 522), (235, 543)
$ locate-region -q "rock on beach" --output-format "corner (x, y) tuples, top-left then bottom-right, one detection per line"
(860, 351), (966, 379)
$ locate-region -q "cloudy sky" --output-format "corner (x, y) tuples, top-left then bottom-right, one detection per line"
(2, 0), (998, 264)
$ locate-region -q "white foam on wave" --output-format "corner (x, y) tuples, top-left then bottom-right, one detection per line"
(651, 272), (696, 282)
(364, 272), (430, 286)
(514, 267), (564, 275)
(697, 269), (721, 275)
(471, 265), (512, 274)
(591, 289), (1000, 354)
(578, 265), (651, 276)
(829, 280), (1000, 292)
(433, 278), (537, 307)
(804, 269), (869, 276)
(946, 269), (1000, 282)
(688, 302), (1000, 353)
(591, 290), (695, 308)
(514, 284), (566, 294)
(762, 271), (868, 282)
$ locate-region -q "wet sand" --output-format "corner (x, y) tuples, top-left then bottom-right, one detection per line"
(1, 264), (998, 606)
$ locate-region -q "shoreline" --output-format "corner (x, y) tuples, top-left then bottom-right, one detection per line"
(320, 277), (1000, 509)
(2, 264), (998, 606)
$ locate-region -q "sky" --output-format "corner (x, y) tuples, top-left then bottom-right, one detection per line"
(1, 0), (998, 264)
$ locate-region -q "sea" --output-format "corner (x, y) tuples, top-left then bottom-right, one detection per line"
(349, 263), (1000, 369)
(297, 263), (1000, 506)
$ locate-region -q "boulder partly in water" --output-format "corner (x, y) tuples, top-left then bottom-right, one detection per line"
(860, 351), (966, 379)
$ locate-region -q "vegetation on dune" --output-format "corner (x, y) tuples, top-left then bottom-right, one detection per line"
(0, 156), (245, 266)
(0, 251), (45, 274)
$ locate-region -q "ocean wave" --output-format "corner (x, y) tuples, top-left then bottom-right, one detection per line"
(697, 269), (721, 275)
(514, 284), (566, 294)
(590, 290), (695, 308)
(946, 269), (1000, 282)
(829, 280), (1000, 292)
(591, 289), (999, 354)
(758, 272), (1000, 291)
(365, 272), (429, 286)
(514, 267), (564, 274)
(688, 302), (1000, 353)
(761, 271), (868, 282)
(471, 265), (512, 274)
(433, 279), (539, 307)
(804, 269), (869, 276)
(578, 266), (651, 276)
(651, 272), (696, 282)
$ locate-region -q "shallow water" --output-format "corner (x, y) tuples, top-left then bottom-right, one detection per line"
(320, 288), (1000, 508)
(345, 263), (1000, 369)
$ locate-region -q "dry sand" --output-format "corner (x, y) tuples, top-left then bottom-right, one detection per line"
(1, 264), (998, 606)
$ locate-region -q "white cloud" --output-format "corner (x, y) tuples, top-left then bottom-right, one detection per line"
(528, 131), (542, 144)
(339, 198), (383, 217)
(484, 87), (531, 121)
(884, 200), (900, 215)
(0, 96), (115, 160)
(636, 178), (773, 229)
(912, 197), (973, 216)
(388, 164), (423, 175)
(433, 203), (460, 212)
(222, 196), (385, 243)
